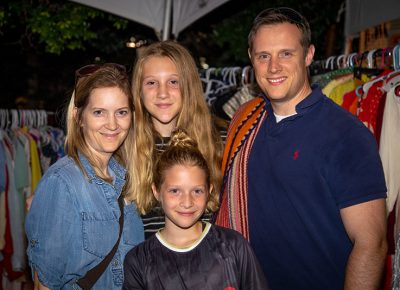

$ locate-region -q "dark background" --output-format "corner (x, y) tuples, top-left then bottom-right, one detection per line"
(0, 0), (346, 116)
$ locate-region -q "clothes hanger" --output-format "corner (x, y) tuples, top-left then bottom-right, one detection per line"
(325, 56), (335, 70)
(221, 67), (232, 85)
(241, 66), (253, 86)
(353, 52), (367, 80)
(393, 44), (400, 70)
(336, 54), (347, 69)
(202, 67), (217, 104)
(352, 50), (383, 96)
(381, 44), (400, 92)
(354, 50), (384, 81)
(41, 110), (48, 127)
(241, 66), (249, 86)
(33, 110), (40, 128)
(347, 52), (359, 67)
(228, 67), (242, 87)
(35, 110), (45, 127)
(25, 110), (34, 128)
(0, 109), (5, 129)
(202, 67), (232, 105)
(2, 110), (10, 130)
(212, 67), (238, 98)
(25, 110), (31, 127)
(361, 45), (400, 93)
(10, 109), (19, 129)
(367, 49), (378, 68)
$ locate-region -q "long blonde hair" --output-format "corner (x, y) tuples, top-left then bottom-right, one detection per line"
(127, 41), (222, 214)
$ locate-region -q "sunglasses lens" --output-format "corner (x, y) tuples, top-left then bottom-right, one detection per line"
(75, 64), (100, 78)
(75, 63), (126, 77)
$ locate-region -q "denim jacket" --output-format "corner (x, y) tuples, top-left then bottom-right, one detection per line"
(25, 154), (144, 290)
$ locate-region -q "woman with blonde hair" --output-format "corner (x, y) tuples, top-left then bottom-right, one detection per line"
(126, 41), (223, 238)
(26, 63), (144, 289)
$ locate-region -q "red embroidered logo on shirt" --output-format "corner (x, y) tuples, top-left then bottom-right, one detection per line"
(293, 150), (299, 160)
(224, 287), (236, 290)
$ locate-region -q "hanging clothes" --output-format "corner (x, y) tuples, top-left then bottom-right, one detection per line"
(0, 109), (65, 287)
(380, 85), (400, 222)
(200, 66), (259, 121)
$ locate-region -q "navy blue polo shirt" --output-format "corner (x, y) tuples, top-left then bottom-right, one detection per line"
(248, 86), (386, 290)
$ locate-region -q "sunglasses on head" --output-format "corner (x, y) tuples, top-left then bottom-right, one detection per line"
(73, 63), (128, 107)
(75, 63), (127, 79)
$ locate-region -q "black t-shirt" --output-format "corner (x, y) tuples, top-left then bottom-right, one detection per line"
(123, 222), (268, 290)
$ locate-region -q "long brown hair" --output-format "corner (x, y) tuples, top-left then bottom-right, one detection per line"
(65, 64), (134, 181)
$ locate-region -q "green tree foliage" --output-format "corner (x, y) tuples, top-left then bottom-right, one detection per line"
(0, 0), (344, 60)
(0, 0), (128, 54)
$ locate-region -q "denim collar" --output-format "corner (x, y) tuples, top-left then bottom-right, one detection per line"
(262, 84), (323, 116)
(78, 152), (126, 184)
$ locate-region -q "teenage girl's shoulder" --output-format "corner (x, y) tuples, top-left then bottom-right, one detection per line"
(124, 234), (160, 266)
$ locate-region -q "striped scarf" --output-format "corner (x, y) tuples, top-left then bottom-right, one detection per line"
(215, 97), (267, 240)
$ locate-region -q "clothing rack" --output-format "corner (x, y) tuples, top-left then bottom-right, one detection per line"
(0, 109), (59, 130)
(199, 66), (260, 121)
(200, 66), (255, 104)
(0, 108), (65, 288)
(310, 44), (400, 76)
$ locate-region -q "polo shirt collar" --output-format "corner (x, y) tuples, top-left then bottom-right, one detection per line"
(262, 84), (323, 116)
(295, 84), (323, 114)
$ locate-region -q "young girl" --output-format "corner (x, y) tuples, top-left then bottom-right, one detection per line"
(122, 130), (268, 290)
(126, 41), (224, 238)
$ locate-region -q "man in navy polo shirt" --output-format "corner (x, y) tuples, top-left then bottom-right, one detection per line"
(216, 7), (387, 290)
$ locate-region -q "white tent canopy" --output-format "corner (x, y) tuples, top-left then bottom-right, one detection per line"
(345, 0), (400, 37)
(71, 0), (230, 40)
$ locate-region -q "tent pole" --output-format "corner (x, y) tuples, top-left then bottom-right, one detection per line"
(162, 0), (172, 40)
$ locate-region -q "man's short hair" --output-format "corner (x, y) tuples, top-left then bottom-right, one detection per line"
(248, 7), (312, 54)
